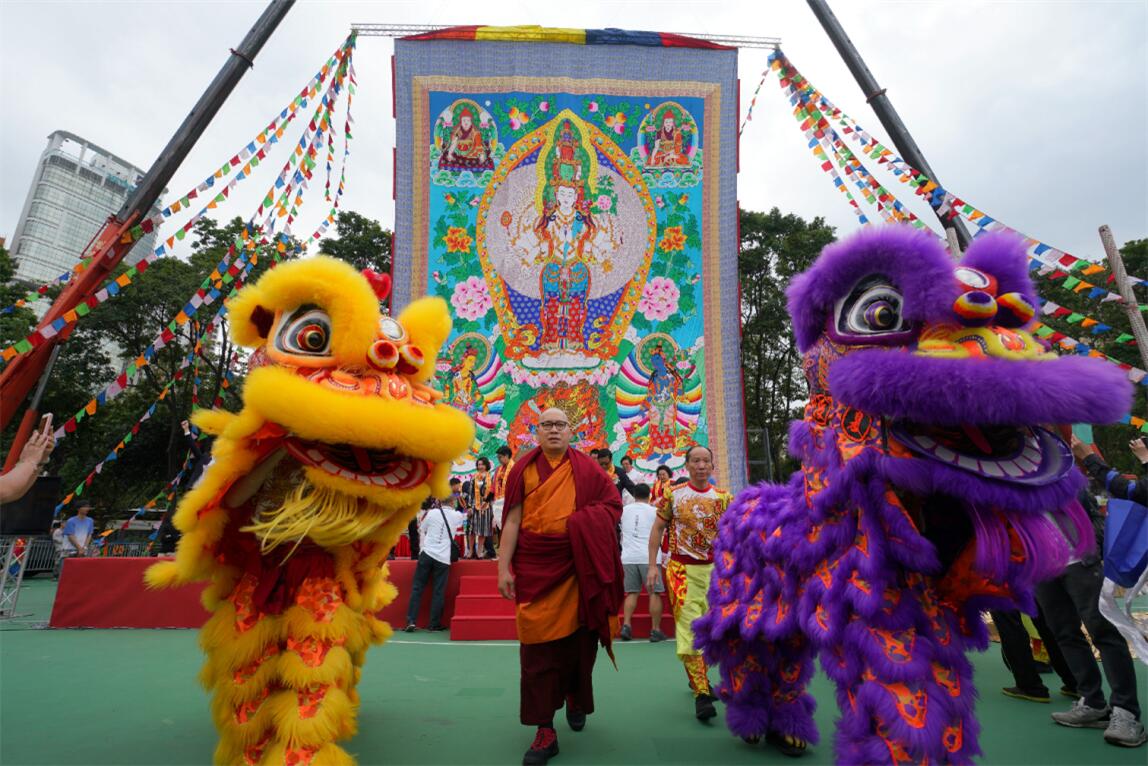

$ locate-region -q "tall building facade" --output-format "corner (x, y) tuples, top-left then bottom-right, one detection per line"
(9, 130), (162, 284)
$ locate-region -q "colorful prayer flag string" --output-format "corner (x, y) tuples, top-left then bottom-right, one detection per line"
(0, 36), (357, 359)
(769, 51), (1148, 302)
(772, 49), (1148, 394)
(1039, 297), (1137, 344)
(739, 68), (769, 136)
(1031, 321), (1148, 387)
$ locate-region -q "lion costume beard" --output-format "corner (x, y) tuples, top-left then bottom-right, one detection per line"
(243, 468), (406, 554)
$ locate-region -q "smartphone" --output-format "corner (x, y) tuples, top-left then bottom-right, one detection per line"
(38, 413), (53, 433)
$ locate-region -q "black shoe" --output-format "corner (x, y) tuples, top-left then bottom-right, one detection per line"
(1002, 686), (1051, 703)
(619, 624), (632, 641)
(566, 706), (586, 732)
(695, 693), (717, 721)
(427, 624), (447, 632)
(403, 623), (417, 633)
(523, 727), (559, 765)
(766, 731), (809, 758)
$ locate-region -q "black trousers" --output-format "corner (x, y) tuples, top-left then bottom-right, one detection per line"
(406, 552), (450, 627)
(1036, 559), (1141, 719)
(990, 607), (1075, 693)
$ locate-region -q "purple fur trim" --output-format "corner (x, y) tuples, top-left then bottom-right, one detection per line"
(961, 232), (1039, 309)
(698, 225), (1128, 766)
(787, 226), (957, 353)
(828, 351), (1132, 426)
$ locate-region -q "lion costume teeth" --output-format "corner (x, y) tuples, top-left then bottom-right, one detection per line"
(146, 256), (474, 765)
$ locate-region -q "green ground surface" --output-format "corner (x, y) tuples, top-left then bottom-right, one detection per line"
(1, 578), (1144, 765)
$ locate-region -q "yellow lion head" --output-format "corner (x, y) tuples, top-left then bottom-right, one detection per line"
(185, 256), (473, 552)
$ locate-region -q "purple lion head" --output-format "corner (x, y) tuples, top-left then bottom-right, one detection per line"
(786, 226), (1131, 609)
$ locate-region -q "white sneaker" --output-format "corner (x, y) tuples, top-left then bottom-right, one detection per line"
(1104, 707), (1147, 748)
(1051, 697), (1111, 729)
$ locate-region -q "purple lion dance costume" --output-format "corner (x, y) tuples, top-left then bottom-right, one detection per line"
(694, 226), (1132, 764)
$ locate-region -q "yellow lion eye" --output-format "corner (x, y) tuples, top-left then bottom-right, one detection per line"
(296, 324), (327, 351)
(275, 307), (333, 357)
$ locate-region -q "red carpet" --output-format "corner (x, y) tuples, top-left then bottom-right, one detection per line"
(49, 557), (675, 640)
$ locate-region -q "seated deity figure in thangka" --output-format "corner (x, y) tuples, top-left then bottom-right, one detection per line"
(616, 333), (702, 460)
(640, 102), (697, 169)
(479, 110), (655, 375)
(436, 100), (496, 172)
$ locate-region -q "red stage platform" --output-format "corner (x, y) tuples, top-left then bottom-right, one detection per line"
(48, 556), (675, 640)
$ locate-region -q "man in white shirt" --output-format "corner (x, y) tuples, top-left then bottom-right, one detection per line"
(61, 501), (95, 558)
(404, 494), (466, 632)
(619, 483), (666, 642)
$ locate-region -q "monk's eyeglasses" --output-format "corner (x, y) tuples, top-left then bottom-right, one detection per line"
(538, 421), (569, 431)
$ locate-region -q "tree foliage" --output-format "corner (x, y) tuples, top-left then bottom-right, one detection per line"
(1, 217), (272, 523)
(737, 208), (836, 482)
(1034, 238), (1148, 474)
(318, 210), (392, 274)
(0, 245), (37, 345)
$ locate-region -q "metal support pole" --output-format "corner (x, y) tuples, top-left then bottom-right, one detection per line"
(0, 0), (295, 440)
(117, 0), (296, 223)
(807, 0), (972, 248)
(763, 425), (775, 483)
(1099, 225), (1148, 377)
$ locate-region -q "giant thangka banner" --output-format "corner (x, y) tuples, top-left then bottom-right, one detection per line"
(393, 26), (744, 488)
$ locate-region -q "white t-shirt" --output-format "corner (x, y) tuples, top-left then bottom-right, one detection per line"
(418, 505), (466, 565)
(619, 501), (659, 565)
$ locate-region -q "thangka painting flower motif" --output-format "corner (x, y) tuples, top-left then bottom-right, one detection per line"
(658, 225), (687, 253)
(443, 226), (473, 253)
(637, 276), (681, 322)
(451, 276), (492, 321)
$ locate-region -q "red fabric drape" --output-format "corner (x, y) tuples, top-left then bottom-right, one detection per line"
(504, 447), (624, 652)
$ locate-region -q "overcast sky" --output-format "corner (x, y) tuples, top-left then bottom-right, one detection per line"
(1, 0), (1145, 265)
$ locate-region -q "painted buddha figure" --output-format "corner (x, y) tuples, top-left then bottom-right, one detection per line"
(444, 344), (488, 417)
(645, 109), (691, 168)
(440, 106), (493, 171)
(646, 342), (683, 451)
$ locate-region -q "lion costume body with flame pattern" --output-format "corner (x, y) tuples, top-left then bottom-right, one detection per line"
(147, 256), (474, 766)
(694, 228), (1131, 764)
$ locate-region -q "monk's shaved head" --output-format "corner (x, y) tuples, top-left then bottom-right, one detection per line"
(540, 407), (567, 421)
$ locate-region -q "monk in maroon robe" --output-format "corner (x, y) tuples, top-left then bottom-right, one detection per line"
(498, 407), (624, 766)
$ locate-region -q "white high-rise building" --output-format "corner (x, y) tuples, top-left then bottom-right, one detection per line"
(9, 130), (163, 284)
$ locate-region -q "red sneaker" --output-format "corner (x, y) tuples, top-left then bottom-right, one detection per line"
(523, 726), (559, 765)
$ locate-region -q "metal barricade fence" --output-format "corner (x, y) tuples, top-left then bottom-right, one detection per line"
(98, 541), (151, 558)
(0, 537), (58, 575)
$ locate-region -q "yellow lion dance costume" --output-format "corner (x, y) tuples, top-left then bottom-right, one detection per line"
(147, 256), (473, 765)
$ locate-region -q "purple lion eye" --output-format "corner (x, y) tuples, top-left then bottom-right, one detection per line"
(863, 300), (897, 330)
(834, 276), (909, 339)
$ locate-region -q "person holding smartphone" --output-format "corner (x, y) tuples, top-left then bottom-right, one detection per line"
(0, 414), (55, 504)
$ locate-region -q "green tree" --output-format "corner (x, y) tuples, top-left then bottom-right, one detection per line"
(5, 216), (275, 515)
(738, 208), (836, 482)
(0, 245), (37, 346)
(1035, 238), (1148, 474)
(318, 210), (392, 274)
